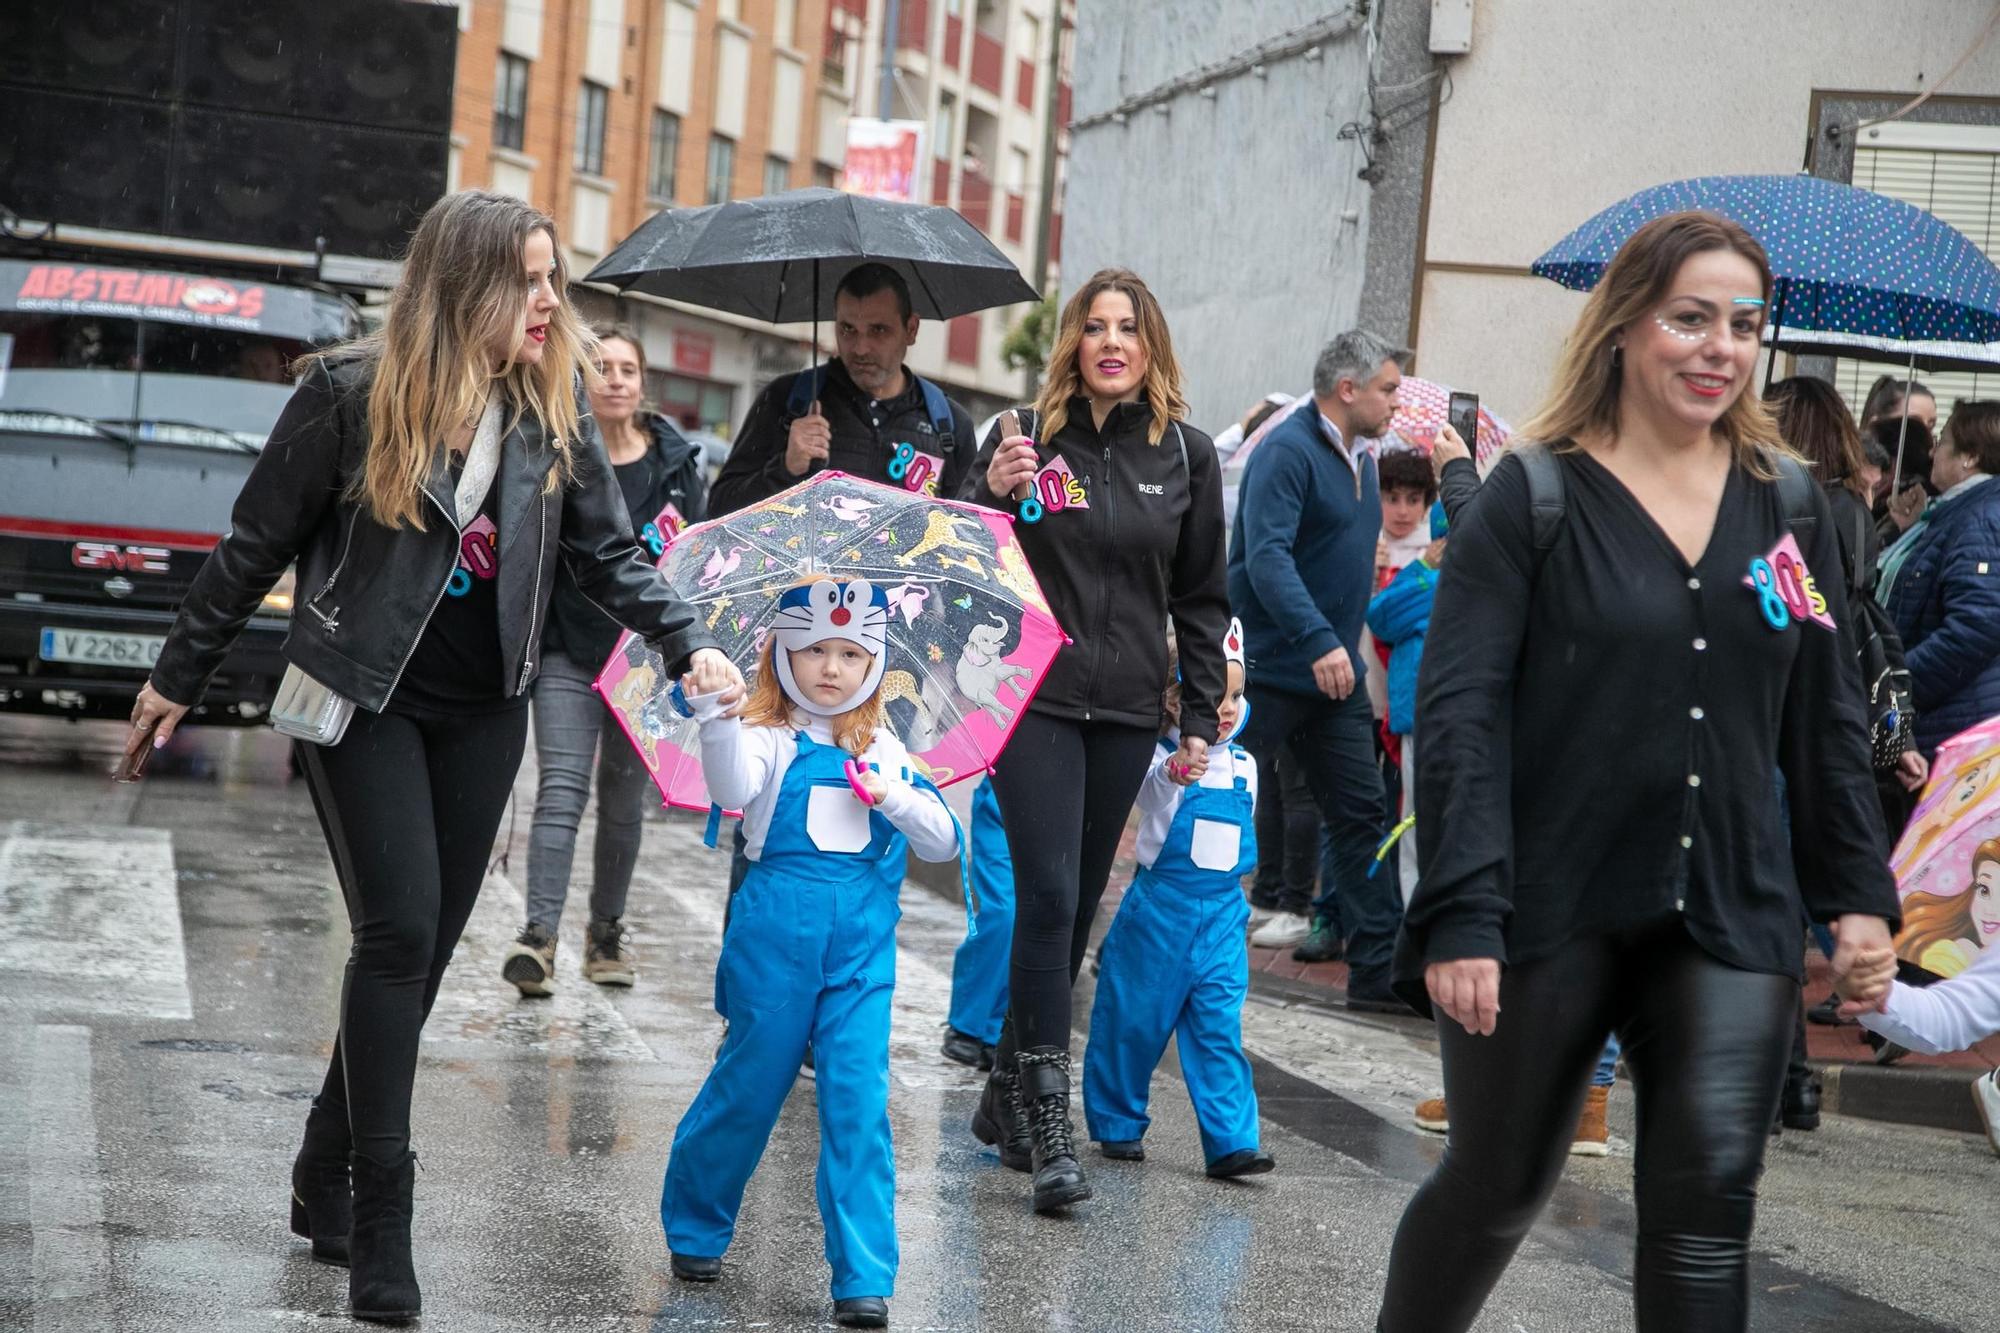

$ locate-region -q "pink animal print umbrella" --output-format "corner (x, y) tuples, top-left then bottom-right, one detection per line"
(594, 472), (1066, 813)
(1236, 376), (1513, 468)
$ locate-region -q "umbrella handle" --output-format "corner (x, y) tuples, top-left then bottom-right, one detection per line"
(845, 758), (879, 806)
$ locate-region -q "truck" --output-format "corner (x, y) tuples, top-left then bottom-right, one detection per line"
(0, 237), (368, 725)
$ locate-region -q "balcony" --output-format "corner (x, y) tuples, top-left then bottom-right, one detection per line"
(971, 31), (1003, 94)
(958, 165), (993, 232)
(1015, 57), (1035, 111)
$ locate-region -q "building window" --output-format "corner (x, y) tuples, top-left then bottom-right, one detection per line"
(706, 134), (736, 205)
(774, 0), (798, 47)
(814, 162), (839, 190)
(649, 109), (681, 200)
(933, 91), (957, 161)
(764, 155), (792, 196)
(575, 80), (609, 176)
(493, 52), (529, 151)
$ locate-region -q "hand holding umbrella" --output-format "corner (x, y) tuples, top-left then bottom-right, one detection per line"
(987, 409), (1041, 521)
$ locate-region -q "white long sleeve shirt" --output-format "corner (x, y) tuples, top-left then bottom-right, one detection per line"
(1131, 737), (1259, 869)
(688, 692), (960, 865)
(1858, 943), (2000, 1055)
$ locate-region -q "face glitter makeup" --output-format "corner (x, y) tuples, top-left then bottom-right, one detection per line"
(1732, 297), (1766, 307)
(1655, 314), (1706, 343)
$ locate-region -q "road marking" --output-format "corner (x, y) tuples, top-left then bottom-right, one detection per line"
(0, 822), (191, 1020)
(30, 1023), (111, 1331)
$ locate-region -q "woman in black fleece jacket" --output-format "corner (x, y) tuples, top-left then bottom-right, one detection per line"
(958, 267), (1230, 1214)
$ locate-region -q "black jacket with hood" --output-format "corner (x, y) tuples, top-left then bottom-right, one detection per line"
(151, 357), (716, 713)
(960, 397), (1231, 741)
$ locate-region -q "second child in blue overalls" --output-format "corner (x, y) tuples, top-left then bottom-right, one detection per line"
(1083, 621), (1274, 1177)
(660, 575), (962, 1330)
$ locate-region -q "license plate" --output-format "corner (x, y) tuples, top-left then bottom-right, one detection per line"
(38, 628), (165, 668)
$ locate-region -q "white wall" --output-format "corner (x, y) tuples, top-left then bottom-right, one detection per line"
(1416, 0), (2000, 427)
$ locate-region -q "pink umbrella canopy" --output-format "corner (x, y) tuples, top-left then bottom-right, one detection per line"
(595, 473), (1066, 813)
(1236, 376), (1513, 468)
(1891, 714), (2000, 978)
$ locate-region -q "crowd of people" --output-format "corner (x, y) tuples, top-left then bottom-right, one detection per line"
(123, 188), (2000, 1332)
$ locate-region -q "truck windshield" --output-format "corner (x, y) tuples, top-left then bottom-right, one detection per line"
(0, 311), (310, 452)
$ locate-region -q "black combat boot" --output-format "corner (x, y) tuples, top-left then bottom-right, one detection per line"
(971, 1063), (1033, 1172)
(1016, 1047), (1090, 1213)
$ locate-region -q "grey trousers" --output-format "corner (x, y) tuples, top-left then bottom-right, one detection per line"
(525, 649), (653, 930)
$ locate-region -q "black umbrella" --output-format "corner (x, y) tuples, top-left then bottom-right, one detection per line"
(584, 187), (1038, 326)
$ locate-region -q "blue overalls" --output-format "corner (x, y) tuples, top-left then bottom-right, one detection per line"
(1083, 744), (1261, 1165)
(661, 731), (912, 1300)
(945, 780), (1014, 1045)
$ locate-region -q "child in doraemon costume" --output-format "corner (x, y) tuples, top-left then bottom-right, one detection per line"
(1082, 619), (1275, 1178)
(661, 574), (963, 1331)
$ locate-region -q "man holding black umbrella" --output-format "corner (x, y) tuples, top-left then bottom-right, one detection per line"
(710, 264), (977, 516)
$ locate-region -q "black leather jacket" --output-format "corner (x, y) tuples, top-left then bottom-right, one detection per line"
(152, 357), (716, 713)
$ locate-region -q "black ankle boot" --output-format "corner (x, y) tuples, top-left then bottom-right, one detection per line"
(1781, 1071), (1823, 1131)
(1016, 1047), (1090, 1213)
(290, 1098), (353, 1265)
(348, 1150), (420, 1323)
(971, 1063), (1033, 1172)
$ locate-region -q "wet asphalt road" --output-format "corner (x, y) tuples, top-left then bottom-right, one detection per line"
(2, 711), (1997, 1332)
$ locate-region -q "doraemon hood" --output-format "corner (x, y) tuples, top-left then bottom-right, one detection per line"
(771, 576), (891, 716)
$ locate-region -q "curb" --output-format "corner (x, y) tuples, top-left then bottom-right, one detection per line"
(1816, 1060), (1985, 1136)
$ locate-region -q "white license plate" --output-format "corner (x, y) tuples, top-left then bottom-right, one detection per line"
(38, 628), (166, 668)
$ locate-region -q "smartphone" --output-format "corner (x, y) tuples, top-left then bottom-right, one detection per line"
(998, 409), (1026, 500)
(113, 720), (158, 783)
(1447, 391), (1480, 453)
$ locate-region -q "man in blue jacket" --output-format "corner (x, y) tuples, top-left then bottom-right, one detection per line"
(1229, 329), (1406, 1012)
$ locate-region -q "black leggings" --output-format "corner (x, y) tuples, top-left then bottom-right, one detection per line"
(299, 704), (529, 1160)
(1378, 918), (1796, 1333)
(987, 711), (1157, 1058)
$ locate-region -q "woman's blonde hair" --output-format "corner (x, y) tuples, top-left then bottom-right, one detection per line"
(328, 191), (595, 529)
(737, 577), (887, 757)
(1523, 211), (1788, 477)
(1034, 268), (1188, 445)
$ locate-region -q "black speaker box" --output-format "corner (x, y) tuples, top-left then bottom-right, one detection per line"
(0, 0), (455, 259)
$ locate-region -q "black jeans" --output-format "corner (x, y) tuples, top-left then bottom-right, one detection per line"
(1250, 748), (1325, 918)
(1377, 918), (1797, 1333)
(1239, 685), (1390, 983)
(988, 710), (1157, 1058)
(299, 703), (529, 1160)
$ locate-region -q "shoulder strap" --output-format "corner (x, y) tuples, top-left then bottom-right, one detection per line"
(1773, 453), (1818, 547)
(911, 374), (957, 451)
(782, 364), (828, 424)
(1173, 420), (1188, 473)
(1516, 442), (1567, 564)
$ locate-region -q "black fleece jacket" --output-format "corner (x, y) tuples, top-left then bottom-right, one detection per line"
(960, 397), (1231, 741)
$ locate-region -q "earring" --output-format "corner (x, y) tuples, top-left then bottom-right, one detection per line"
(1611, 345), (1624, 367)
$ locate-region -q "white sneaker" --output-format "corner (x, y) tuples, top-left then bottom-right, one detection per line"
(1249, 911), (1313, 950)
(1246, 905), (1279, 932)
(1974, 1069), (2000, 1158)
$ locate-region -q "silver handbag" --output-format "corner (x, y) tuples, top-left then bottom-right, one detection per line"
(269, 662), (356, 746)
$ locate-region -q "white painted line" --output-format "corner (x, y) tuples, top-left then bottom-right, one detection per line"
(0, 821), (192, 1020)
(420, 870), (656, 1062)
(30, 1023), (111, 1331)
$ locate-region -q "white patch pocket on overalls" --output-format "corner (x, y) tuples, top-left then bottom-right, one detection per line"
(807, 783), (873, 854)
(1189, 818), (1241, 873)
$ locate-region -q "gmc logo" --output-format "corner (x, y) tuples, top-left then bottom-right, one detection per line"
(72, 542), (171, 573)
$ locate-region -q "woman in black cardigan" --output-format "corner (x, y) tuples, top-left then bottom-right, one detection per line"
(1376, 213), (1900, 1332)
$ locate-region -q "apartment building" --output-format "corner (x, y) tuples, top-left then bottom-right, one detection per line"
(445, 0), (1070, 439)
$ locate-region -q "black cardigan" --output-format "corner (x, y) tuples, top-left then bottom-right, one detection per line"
(1398, 447), (1900, 993)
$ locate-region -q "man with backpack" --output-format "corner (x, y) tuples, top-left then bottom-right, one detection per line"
(709, 263), (978, 516)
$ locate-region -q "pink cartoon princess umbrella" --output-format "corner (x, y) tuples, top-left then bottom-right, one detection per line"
(594, 472), (1067, 813)
(1890, 714), (2000, 978)
(1236, 376), (1514, 468)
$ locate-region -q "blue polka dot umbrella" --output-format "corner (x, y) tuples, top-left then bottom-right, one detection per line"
(1532, 174), (2000, 349)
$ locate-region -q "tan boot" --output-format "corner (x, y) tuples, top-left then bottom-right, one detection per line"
(1412, 1096), (1448, 1134)
(502, 922), (557, 997)
(583, 917), (637, 987)
(1570, 1085), (1610, 1156)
